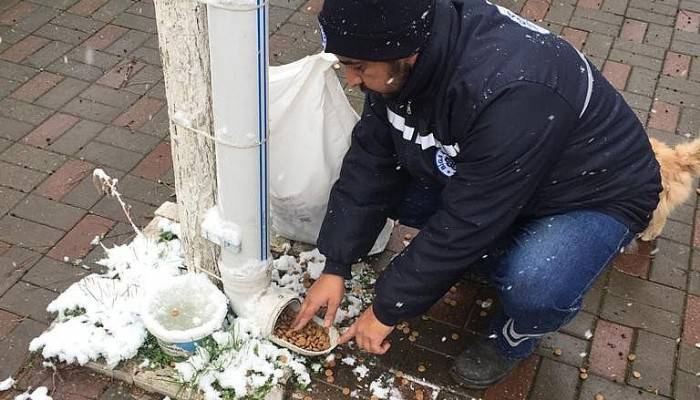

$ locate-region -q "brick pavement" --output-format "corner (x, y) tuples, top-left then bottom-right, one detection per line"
(0, 0), (699, 399)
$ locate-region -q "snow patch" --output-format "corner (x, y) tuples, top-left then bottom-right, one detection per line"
(0, 376), (14, 391)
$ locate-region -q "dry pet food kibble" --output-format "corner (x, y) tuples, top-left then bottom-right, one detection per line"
(274, 306), (331, 352)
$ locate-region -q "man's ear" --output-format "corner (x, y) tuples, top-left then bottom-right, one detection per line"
(405, 53), (419, 66)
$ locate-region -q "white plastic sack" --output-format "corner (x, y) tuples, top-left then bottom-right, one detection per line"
(269, 53), (393, 254)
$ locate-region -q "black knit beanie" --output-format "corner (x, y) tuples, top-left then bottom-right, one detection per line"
(318, 0), (435, 61)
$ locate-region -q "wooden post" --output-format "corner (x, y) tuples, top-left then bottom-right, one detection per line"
(153, 0), (220, 276)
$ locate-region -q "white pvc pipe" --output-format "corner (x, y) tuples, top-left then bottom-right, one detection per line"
(205, 1), (310, 340)
(207, 1), (272, 306)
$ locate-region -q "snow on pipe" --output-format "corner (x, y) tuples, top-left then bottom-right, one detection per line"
(204, 0), (299, 336)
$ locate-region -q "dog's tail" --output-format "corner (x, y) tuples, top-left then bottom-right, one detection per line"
(674, 137), (700, 176)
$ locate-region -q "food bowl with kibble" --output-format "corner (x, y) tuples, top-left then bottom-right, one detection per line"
(267, 299), (339, 357)
(141, 273), (229, 357)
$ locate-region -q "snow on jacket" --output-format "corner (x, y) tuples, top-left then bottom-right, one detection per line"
(317, 0), (662, 326)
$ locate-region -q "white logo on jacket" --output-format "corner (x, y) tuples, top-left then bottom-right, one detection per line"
(435, 149), (456, 177)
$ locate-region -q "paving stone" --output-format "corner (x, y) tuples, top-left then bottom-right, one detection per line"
(66, 45), (121, 70)
(0, 1), (38, 25)
(0, 308), (20, 339)
(63, 97), (123, 123)
(126, 0), (155, 18)
(560, 26), (588, 50)
(0, 318), (47, 379)
(678, 342), (700, 374)
(34, 23), (89, 45)
(47, 214), (114, 260)
(0, 35), (49, 63)
(23, 256), (89, 292)
(679, 107), (700, 136)
(116, 174), (172, 206)
(0, 214), (65, 252)
(84, 23), (128, 50)
(664, 51), (692, 78)
(483, 355), (539, 400)
(602, 60), (631, 90)
(645, 22), (674, 48)
(621, 18), (648, 42)
(626, 67), (657, 97)
(69, 0), (109, 16)
(649, 257), (688, 289)
(579, 374), (667, 399)
(0, 161), (48, 192)
(658, 218), (693, 243)
(113, 96), (163, 129)
(0, 59), (36, 83)
(130, 46), (160, 66)
(14, 5), (60, 33)
(0, 187), (24, 217)
(47, 119), (105, 156)
(131, 141), (171, 180)
(427, 281), (479, 328)
(560, 311), (596, 339)
(589, 319), (633, 382)
(529, 358), (578, 400)
(655, 87), (700, 109)
(1, 144), (66, 176)
(35, 77), (90, 109)
(122, 64), (162, 95)
(609, 48), (664, 71)
(537, 331), (588, 367)
(23, 40), (74, 69)
(92, 0), (133, 22)
(61, 172), (107, 209)
(111, 12), (156, 33)
(601, 293), (681, 337)
(521, 0), (550, 21)
(103, 29), (149, 56)
(605, 269), (685, 313)
(77, 141), (142, 171)
(614, 38), (667, 59)
(46, 57), (105, 82)
(654, 238), (691, 268)
(53, 12), (104, 34)
(135, 106), (169, 137)
(628, 330), (676, 395)
(11, 195), (86, 231)
(35, 159), (94, 201)
(0, 280), (57, 323)
(22, 112), (80, 147)
(0, 115), (32, 141)
(0, 98), (53, 126)
(675, 369), (700, 400)
(91, 195), (154, 227)
(683, 294), (700, 345)
(0, 245), (41, 296)
(80, 84), (139, 109)
(10, 71), (62, 102)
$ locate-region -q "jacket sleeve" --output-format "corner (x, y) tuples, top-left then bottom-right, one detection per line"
(317, 95), (410, 279)
(372, 82), (578, 326)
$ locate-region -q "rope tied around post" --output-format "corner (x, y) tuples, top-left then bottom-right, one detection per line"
(170, 111), (268, 149)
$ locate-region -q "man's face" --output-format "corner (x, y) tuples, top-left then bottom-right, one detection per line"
(337, 54), (418, 97)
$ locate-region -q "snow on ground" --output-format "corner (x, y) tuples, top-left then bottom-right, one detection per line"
(29, 220), (184, 368)
(0, 376), (14, 391)
(13, 387), (52, 400)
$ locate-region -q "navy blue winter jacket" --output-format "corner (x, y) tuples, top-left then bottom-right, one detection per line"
(317, 0), (662, 326)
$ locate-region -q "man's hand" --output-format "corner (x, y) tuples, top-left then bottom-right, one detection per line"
(292, 273), (345, 330)
(338, 305), (394, 354)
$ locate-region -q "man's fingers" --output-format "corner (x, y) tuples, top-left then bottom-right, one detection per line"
(338, 323), (357, 345)
(292, 301), (318, 331)
(324, 300), (341, 328)
(378, 340), (391, 354)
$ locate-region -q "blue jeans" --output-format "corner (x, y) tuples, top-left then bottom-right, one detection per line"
(392, 183), (635, 359)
